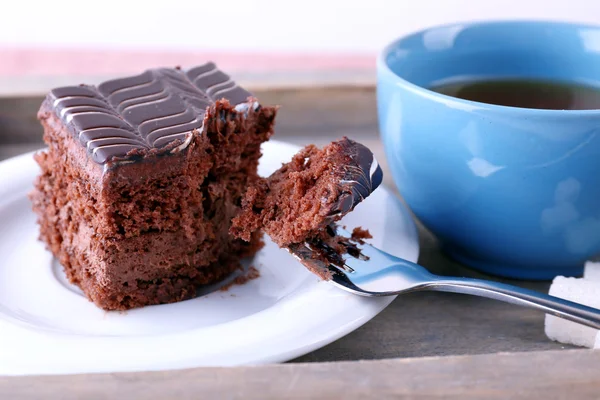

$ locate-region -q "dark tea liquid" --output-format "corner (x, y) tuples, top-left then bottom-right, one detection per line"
(430, 78), (600, 110)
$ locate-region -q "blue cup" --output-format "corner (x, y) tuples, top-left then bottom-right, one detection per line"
(377, 21), (600, 280)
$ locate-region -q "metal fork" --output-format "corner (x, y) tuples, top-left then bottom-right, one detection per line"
(287, 226), (600, 329)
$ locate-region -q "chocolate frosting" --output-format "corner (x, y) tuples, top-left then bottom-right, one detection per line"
(330, 138), (383, 217)
(46, 63), (252, 164)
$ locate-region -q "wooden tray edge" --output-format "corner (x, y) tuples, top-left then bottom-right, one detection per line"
(2, 348), (599, 399)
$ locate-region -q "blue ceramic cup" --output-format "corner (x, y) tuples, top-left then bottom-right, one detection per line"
(377, 21), (600, 280)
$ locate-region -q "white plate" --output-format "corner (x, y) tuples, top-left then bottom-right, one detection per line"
(0, 140), (419, 376)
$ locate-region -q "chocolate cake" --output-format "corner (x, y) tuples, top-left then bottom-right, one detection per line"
(230, 137), (382, 248)
(30, 63), (277, 310)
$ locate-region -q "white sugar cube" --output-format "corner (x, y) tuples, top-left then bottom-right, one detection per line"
(584, 261), (600, 281)
(594, 331), (600, 349)
(545, 276), (600, 348)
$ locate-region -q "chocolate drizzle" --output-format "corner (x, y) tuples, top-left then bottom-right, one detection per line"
(46, 63), (252, 164)
(329, 137), (383, 218)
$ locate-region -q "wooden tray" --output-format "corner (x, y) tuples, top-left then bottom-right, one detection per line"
(1, 86), (598, 399)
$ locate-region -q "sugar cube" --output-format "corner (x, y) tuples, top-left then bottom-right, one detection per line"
(594, 331), (600, 349)
(544, 276), (600, 348)
(583, 261), (600, 281)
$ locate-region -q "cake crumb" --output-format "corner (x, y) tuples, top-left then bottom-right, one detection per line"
(231, 137), (381, 248)
(236, 265), (260, 284)
(351, 227), (372, 243)
(231, 138), (381, 281)
(220, 266), (261, 291)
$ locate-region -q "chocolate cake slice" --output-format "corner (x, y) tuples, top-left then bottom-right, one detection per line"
(230, 137), (382, 247)
(30, 63), (277, 310)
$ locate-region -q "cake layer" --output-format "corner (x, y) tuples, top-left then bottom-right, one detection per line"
(32, 174), (260, 281)
(32, 161), (263, 309)
(31, 64), (277, 310)
(38, 99), (275, 239)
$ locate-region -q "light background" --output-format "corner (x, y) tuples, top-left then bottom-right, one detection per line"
(2, 0), (599, 53)
(2, 0), (600, 93)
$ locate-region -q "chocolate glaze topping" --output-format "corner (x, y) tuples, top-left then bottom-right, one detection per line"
(46, 63), (252, 164)
(329, 138), (383, 218)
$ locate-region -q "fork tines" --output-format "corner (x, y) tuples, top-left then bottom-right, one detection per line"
(286, 224), (368, 280)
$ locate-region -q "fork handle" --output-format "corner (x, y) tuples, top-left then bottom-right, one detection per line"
(424, 278), (600, 330)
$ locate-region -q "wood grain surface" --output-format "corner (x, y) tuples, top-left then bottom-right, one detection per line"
(1, 86), (594, 397)
(2, 349), (599, 399)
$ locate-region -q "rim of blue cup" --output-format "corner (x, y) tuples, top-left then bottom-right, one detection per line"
(377, 20), (600, 117)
